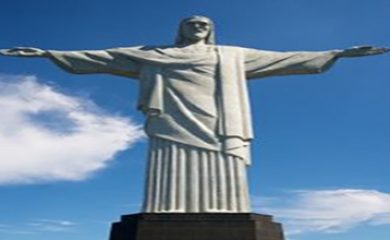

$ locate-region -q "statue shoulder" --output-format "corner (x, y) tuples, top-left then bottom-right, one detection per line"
(106, 45), (176, 57)
(215, 45), (252, 58)
(216, 45), (267, 54)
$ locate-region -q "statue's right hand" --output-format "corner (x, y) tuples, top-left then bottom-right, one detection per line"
(0, 47), (48, 57)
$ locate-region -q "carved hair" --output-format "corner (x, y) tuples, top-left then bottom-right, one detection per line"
(175, 16), (216, 45)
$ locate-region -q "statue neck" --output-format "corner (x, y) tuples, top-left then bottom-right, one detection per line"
(180, 39), (207, 47)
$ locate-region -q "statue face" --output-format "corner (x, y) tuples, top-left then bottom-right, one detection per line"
(181, 17), (211, 43)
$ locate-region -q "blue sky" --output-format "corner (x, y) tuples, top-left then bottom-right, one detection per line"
(0, 0), (389, 240)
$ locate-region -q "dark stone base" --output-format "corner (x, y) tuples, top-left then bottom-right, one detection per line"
(109, 213), (284, 240)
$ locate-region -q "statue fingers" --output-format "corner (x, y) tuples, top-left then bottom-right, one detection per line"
(13, 47), (38, 51)
(351, 45), (373, 50)
(345, 46), (390, 57)
(0, 47), (46, 57)
(8, 47), (41, 54)
(0, 49), (20, 56)
(367, 47), (390, 55)
(0, 49), (9, 55)
(378, 47), (390, 54)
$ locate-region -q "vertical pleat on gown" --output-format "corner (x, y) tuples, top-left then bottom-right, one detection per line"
(142, 137), (250, 213)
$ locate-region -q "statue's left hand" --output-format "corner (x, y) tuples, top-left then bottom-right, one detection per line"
(337, 46), (390, 58)
(0, 47), (48, 57)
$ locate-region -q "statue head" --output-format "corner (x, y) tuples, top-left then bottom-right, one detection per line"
(175, 16), (215, 45)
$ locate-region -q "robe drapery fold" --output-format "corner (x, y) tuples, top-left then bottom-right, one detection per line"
(48, 45), (338, 165)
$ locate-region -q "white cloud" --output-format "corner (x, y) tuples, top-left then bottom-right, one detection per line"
(0, 219), (77, 235)
(0, 75), (143, 184)
(28, 219), (76, 232)
(253, 189), (390, 235)
(0, 223), (35, 235)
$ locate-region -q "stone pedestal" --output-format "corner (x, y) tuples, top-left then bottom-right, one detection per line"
(109, 213), (284, 240)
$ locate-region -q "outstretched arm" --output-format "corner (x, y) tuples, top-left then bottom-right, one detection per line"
(0, 47), (140, 78)
(244, 45), (389, 80)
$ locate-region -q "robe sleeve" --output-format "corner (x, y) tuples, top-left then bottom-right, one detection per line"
(47, 48), (141, 78)
(244, 48), (339, 80)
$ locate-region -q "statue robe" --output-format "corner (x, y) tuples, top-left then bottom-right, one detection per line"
(48, 45), (338, 212)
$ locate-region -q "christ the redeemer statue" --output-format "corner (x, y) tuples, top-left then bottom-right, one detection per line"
(1, 16), (388, 213)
